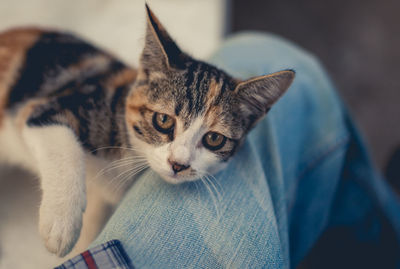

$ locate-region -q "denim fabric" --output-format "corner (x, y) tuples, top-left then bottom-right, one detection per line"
(92, 32), (400, 268)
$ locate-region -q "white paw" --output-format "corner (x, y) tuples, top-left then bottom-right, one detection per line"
(39, 197), (86, 257)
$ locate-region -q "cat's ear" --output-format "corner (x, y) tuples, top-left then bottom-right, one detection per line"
(141, 4), (187, 70)
(235, 70), (295, 127)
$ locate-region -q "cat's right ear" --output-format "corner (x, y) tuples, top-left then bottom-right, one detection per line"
(140, 4), (187, 71)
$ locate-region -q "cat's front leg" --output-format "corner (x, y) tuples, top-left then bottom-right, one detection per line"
(20, 103), (86, 257)
(23, 125), (86, 256)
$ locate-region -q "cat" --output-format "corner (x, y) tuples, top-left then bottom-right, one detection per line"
(0, 5), (294, 257)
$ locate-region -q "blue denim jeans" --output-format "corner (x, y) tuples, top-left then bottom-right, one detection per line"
(92, 33), (400, 268)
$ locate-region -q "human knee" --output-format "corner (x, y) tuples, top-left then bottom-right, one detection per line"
(213, 31), (327, 81)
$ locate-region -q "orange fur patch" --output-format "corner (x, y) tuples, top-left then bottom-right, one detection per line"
(125, 87), (150, 126)
(204, 105), (223, 129)
(136, 68), (148, 81)
(203, 80), (237, 138)
(203, 79), (222, 127)
(0, 28), (43, 127)
(106, 68), (137, 90)
(205, 79), (221, 107)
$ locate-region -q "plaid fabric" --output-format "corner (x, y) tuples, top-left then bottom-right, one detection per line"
(55, 240), (134, 269)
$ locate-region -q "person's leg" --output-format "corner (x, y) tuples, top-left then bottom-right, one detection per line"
(92, 32), (400, 268)
(209, 32), (352, 265)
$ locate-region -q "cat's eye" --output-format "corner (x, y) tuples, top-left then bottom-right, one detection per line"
(202, 132), (227, 151)
(152, 112), (175, 133)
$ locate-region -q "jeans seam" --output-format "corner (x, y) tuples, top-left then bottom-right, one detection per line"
(287, 133), (350, 222)
(297, 133), (350, 182)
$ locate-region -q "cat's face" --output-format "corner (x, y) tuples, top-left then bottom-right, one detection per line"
(125, 5), (294, 184)
(126, 62), (245, 183)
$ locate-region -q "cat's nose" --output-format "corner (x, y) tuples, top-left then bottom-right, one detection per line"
(168, 159), (190, 173)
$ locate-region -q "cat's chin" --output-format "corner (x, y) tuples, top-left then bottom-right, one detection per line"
(158, 173), (199, 185)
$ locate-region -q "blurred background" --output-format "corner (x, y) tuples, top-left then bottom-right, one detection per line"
(0, 0), (399, 268)
(232, 0), (400, 172)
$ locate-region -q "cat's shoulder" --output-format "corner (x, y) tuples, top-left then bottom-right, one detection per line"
(0, 27), (44, 43)
(0, 26), (113, 67)
(0, 26), (92, 47)
(0, 27), (91, 52)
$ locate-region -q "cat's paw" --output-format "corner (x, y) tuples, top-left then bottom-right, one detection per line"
(39, 196), (86, 257)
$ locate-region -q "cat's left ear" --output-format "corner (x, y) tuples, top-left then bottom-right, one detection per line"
(235, 70), (295, 127)
(141, 4), (187, 70)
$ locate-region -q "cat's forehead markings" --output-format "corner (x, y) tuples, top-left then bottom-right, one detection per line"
(205, 78), (222, 106)
(177, 67), (223, 127)
(203, 104), (222, 129)
(182, 63), (196, 115)
(127, 87), (149, 110)
(177, 116), (205, 140)
(175, 102), (183, 116)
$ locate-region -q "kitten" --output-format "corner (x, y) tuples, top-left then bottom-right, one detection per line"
(0, 5), (294, 257)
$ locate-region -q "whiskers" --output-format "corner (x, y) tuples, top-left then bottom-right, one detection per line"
(197, 170), (224, 219)
(110, 160), (149, 194)
(90, 145), (145, 155)
(91, 146), (150, 194)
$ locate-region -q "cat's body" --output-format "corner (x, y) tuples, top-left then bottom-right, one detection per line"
(0, 6), (294, 257)
(0, 28), (136, 163)
(0, 28), (139, 255)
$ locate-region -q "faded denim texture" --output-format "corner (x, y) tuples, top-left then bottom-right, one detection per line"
(92, 33), (400, 268)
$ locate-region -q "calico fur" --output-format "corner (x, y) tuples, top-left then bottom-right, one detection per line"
(0, 5), (294, 257)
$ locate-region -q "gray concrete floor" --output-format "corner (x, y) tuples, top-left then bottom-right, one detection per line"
(232, 0), (400, 170)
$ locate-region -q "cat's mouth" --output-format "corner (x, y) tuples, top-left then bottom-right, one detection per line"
(153, 166), (199, 184)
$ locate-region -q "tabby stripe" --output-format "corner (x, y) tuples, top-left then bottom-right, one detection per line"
(49, 61), (125, 97)
(8, 32), (98, 105)
(109, 85), (129, 147)
(212, 67), (221, 83)
(58, 89), (97, 151)
(175, 102), (183, 116)
(215, 78), (227, 105)
(184, 62), (197, 113)
(110, 85), (128, 114)
(191, 64), (204, 114)
(27, 106), (59, 126)
(194, 66), (207, 114)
